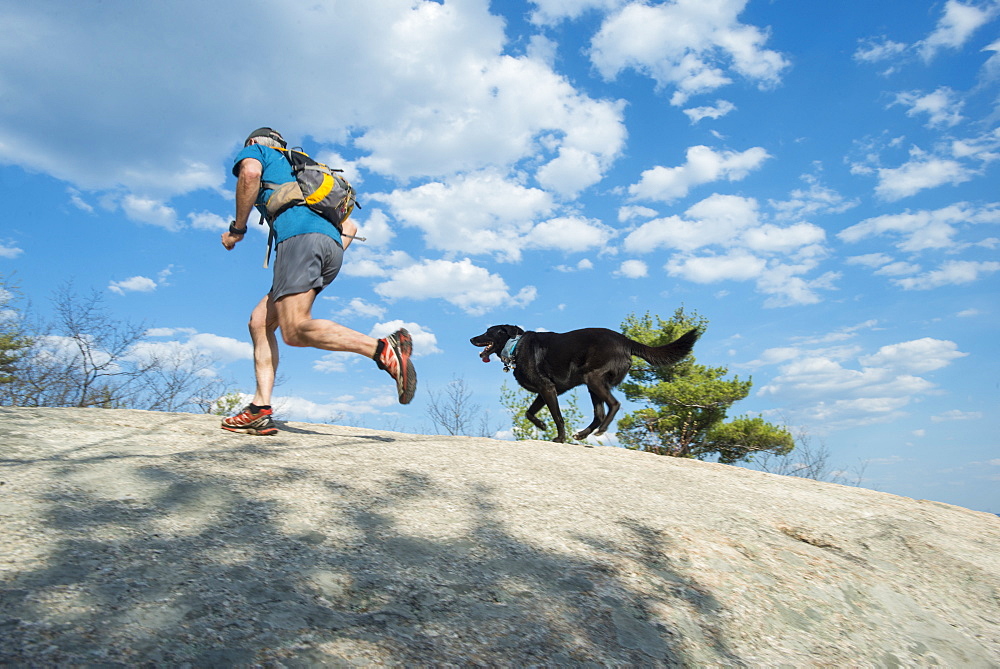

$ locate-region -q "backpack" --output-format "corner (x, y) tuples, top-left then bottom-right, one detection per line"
(258, 147), (363, 266)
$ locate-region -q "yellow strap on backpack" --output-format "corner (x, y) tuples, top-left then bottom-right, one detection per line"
(304, 172), (335, 206)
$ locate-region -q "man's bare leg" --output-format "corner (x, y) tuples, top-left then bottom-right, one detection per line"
(221, 294), (281, 435)
(249, 295), (280, 406)
(274, 289), (377, 355)
(274, 289), (416, 404)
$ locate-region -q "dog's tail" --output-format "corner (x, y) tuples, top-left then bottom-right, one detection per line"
(629, 328), (699, 367)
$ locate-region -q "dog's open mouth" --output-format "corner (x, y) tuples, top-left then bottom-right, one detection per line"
(473, 340), (496, 362)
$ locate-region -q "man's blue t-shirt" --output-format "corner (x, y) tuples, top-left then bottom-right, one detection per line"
(232, 144), (342, 246)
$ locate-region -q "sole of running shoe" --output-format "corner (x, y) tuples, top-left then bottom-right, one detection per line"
(221, 424), (278, 436)
(393, 330), (417, 405)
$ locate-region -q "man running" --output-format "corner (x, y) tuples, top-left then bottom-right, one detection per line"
(220, 127), (415, 435)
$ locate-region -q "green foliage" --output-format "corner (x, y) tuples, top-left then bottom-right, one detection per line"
(617, 307), (793, 463)
(0, 276), (32, 385)
(211, 391), (246, 417)
(499, 380), (586, 443)
(0, 333), (31, 385)
(620, 309), (708, 388)
(706, 415), (795, 464)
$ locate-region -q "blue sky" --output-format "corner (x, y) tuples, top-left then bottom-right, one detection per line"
(1, 0), (997, 513)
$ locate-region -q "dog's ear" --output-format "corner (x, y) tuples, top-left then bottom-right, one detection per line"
(503, 325), (525, 338)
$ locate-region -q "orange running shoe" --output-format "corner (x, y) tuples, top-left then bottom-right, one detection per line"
(221, 405), (278, 436)
(375, 328), (417, 404)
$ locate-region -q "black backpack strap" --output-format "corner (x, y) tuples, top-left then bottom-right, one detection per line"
(262, 213), (276, 269)
(258, 179), (284, 269)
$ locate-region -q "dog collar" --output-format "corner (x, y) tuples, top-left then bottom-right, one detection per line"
(499, 335), (520, 372)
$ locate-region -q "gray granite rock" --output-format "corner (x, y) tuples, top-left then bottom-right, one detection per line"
(1, 407), (997, 666)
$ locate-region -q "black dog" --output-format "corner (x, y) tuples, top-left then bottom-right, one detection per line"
(471, 325), (698, 443)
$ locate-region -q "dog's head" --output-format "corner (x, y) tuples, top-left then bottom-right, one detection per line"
(470, 325), (525, 363)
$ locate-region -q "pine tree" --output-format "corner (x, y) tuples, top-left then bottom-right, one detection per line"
(617, 307), (794, 463)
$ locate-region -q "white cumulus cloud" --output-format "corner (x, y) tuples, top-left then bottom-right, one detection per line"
(893, 260), (1000, 290)
(893, 87), (965, 128)
(839, 203), (1000, 253)
(526, 216), (616, 253)
(875, 154), (974, 201)
(755, 336), (968, 431)
(121, 195), (180, 230)
(588, 0), (788, 105)
(0, 242), (24, 259)
(615, 259), (648, 278)
(917, 0), (1000, 62)
(108, 276), (158, 295)
(683, 99), (737, 123)
(376, 170), (554, 262)
(623, 193), (834, 306)
(628, 145), (769, 203)
(374, 258), (536, 315)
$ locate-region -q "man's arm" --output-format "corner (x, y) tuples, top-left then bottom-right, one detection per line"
(341, 217), (358, 251)
(222, 157), (263, 250)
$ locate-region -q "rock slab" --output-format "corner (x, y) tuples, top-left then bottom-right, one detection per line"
(1, 407), (998, 666)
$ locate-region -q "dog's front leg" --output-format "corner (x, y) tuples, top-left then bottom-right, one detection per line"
(525, 395), (548, 433)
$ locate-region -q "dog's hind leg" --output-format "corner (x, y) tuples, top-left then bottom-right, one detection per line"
(594, 391), (620, 436)
(574, 382), (620, 440)
(574, 386), (606, 440)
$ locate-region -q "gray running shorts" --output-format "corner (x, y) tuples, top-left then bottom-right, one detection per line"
(270, 233), (343, 300)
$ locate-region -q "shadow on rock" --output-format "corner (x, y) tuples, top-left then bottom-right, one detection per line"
(0, 453), (728, 666)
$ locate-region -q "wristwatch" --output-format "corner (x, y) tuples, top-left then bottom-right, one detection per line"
(229, 221), (248, 235)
